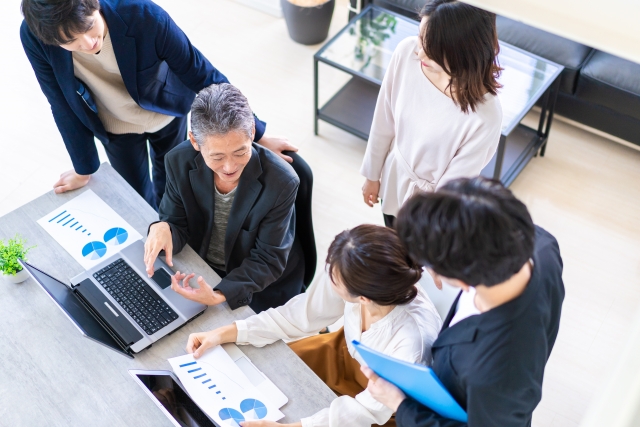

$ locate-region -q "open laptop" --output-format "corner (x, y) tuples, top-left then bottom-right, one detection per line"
(20, 240), (207, 357)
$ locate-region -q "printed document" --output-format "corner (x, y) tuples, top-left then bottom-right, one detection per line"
(37, 190), (142, 270)
(169, 346), (284, 427)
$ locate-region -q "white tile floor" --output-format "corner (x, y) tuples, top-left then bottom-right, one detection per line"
(2, 0), (640, 426)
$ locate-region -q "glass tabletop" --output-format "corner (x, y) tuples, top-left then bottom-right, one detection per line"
(317, 6), (563, 134)
(317, 6), (418, 83)
(497, 43), (562, 133)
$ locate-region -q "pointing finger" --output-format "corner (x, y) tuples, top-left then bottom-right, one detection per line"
(164, 243), (173, 267)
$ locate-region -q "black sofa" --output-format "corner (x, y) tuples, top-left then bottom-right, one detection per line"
(350, 0), (640, 148)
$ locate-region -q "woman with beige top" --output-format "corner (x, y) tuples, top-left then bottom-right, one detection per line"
(185, 224), (442, 427)
(361, 0), (503, 227)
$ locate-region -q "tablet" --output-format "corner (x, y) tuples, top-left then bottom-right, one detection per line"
(129, 370), (219, 427)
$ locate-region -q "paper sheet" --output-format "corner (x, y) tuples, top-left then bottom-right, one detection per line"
(169, 347), (284, 427)
(37, 190), (142, 270)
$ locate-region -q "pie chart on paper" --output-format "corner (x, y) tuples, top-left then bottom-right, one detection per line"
(82, 241), (107, 260)
(104, 227), (129, 246)
(240, 399), (268, 420)
(219, 408), (245, 427)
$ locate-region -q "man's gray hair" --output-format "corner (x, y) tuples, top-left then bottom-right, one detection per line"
(190, 83), (254, 145)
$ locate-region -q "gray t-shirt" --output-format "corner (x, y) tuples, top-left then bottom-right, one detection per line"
(206, 185), (237, 271)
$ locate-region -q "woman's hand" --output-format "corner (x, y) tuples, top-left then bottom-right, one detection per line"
(170, 271), (226, 306)
(362, 179), (381, 207)
(186, 324), (239, 358)
(258, 134), (299, 163)
(361, 366), (406, 412)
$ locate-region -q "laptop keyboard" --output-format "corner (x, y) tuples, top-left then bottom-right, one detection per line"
(93, 259), (179, 336)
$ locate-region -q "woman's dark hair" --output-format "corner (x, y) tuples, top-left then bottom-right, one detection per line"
(326, 224), (421, 306)
(396, 177), (535, 287)
(21, 0), (100, 45)
(419, 0), (502, 113)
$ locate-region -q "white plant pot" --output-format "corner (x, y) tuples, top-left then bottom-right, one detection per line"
(2, 269), (29, 284)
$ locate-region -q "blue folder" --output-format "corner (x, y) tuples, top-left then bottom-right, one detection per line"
(353, 340), (468, 423)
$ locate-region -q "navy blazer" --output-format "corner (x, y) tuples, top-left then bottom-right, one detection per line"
(158, 141), (302, 311)
(396, 226), (565, 427)
(20, 0), (266, 175)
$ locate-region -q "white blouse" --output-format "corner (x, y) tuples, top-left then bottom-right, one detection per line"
(360, 36), (503, 216)
(235, 273), (442, 427)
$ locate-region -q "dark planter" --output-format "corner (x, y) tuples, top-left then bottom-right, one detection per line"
(281, 0), (335, 45)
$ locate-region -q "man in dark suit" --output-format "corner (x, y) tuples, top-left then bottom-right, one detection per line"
(361, 177), (565, 427)
(20, 0), (295, 209)
(144, 84), (304, 313)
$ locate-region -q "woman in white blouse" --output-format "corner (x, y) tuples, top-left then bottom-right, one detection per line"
(361, 0), (503, 227)
(185, 225), (442, 427)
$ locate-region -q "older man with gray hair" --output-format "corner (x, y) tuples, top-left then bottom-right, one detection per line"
(144, 83), (303, 313)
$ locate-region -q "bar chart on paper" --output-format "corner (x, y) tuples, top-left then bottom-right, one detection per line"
(169, 350), (284, 427)
(37, 190), (142, 269)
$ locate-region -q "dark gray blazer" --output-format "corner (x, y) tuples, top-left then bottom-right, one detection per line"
(157, 141), (303, 311)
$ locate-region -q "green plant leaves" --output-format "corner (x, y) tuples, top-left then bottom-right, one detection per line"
(353, 14), (398, 64)
(0, 235), (35, 276)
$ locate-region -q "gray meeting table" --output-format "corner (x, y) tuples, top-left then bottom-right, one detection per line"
(0, 163), (335, 427)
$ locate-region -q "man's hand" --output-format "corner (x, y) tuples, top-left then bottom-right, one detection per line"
(170, 271), (226, 306)
(258, 134), (298, 163)
(186, 323), (239, 358)
(361, 366), (406, 412)
(53, 169), (91, 194)
(362, 178), (381, 207)
(144, 222), (173, 276)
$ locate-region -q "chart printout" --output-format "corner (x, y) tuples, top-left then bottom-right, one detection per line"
(169, 347), (284, 427)
(37, 190), (143, 270)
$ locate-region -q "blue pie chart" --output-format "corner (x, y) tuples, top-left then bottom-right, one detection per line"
(219, 408), (245, 426)
(240, 399), (268, 420)
(104, 227), (129, 246)
(82, 241), (107, 260)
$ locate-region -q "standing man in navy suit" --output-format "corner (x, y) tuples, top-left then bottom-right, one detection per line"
(20, 0), (296, 209)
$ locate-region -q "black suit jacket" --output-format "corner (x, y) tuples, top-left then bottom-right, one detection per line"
(158, 141), (302, 311)
(396, 226), (565, 427)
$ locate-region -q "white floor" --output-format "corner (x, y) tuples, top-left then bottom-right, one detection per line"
(2, 1), (640, 426)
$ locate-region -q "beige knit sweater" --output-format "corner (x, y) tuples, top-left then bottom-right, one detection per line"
(72, 32), (174, 135)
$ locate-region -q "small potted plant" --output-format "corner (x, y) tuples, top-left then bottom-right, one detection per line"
(0, 235), (35, 284)
(281, 0), (335, 45)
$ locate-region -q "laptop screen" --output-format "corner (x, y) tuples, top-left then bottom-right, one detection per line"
(134, 372), (217, 427)
(20, 261), (132, 358)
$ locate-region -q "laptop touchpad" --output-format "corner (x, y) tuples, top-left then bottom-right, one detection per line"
(151, 268), (172, 289)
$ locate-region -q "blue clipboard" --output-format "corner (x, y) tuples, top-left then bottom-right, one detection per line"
(353, 340), (468, 423)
